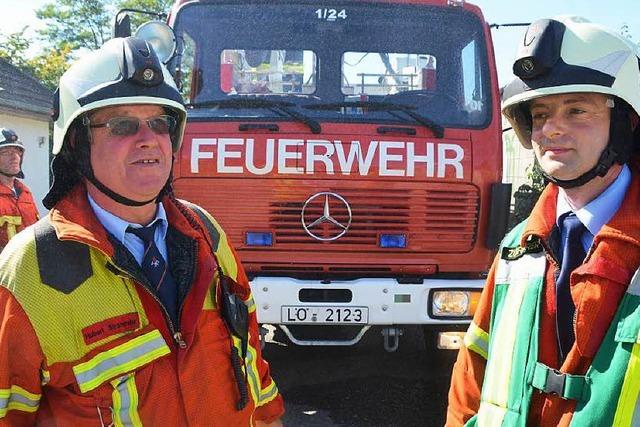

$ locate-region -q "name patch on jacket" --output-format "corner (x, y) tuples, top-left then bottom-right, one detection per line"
(82, 313), (140, 345)
(501, 239), (543, 261)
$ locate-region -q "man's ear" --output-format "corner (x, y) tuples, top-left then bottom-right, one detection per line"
(68, 126), (77, 149)
(630, 111), (639, 131)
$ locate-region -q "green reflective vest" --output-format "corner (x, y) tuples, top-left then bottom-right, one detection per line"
(466, 222), (640, 426)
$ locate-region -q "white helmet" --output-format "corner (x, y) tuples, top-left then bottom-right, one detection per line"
(0, 128), (25, 178)
(45, 37), (187, 209)
(52, 36), (186, 155)
(502, 16), (640, 188)
(0, 128), (25, 151)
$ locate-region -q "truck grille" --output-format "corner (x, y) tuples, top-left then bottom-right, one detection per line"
(175, 179), (479, 253)
(270, 184), (478, 252)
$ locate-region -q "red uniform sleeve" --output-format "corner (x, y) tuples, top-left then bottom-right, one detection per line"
(23, 190), (41, 224)
(232, 246), (285, 423)
(0, 287), (45, 425)
(445, 256), (499, 426)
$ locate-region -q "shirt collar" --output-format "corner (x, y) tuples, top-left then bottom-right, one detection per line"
(556, 164), (631, 236)
(87, 193), (168, 245)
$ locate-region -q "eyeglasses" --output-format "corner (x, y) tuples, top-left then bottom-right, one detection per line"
(88, 115), (177, 137)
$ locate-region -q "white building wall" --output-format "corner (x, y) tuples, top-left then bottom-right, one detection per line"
(0, 113), (50, 215)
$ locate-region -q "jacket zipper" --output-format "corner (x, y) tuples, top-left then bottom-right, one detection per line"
(110, 264), (187, 349)
(539, 237), (594, 361)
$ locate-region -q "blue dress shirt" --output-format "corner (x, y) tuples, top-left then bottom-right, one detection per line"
(87, 194), (169, 265)
(556, 164), (631, 253)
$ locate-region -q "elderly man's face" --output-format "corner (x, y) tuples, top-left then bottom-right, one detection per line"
(88, 104), (173, 202)
(0, 147), (23, 177)
(529, 93), (611, 181)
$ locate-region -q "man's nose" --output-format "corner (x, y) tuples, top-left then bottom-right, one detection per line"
(135, 121), (159, 146)
(541, 115), (566, 139)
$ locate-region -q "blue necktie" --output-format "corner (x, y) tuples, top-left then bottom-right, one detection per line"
(127, 224), (178, 326)
(556, 213), (587, 361)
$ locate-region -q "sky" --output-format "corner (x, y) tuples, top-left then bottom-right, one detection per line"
(3, 0), (639, 86)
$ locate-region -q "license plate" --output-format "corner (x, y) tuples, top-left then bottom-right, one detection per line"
(281, 306), (368, 324)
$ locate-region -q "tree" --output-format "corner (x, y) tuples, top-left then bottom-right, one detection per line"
(28, 45), (74, 90)
(117, 0), (173, 31)
(0, 28), (34, 72)
(26, 0), (174, 89)
(36, 0), (113, 51)
(620, 23), (640, 48)
(2, 0), (176, 92)
(35, 0), (173, 53)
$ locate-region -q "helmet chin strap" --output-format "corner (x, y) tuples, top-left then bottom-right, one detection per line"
(0, 170), (20, 178)
(0, 157), (24, 179)
(539, 100), (632, 189)
(542, 145), (618, 189)
(84, 170), (159, 207)
(75, 122), (174, 207)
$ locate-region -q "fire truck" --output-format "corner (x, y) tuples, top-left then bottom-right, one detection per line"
(115, 0), (511, 352)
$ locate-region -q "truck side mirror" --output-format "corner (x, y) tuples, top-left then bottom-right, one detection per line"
(113, 13), (132, 38)
(135, 21), (177, 64)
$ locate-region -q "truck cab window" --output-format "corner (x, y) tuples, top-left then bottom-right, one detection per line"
(342, 52), (437, 97)
(461, 38), (484, 120)
(220, 49), (317, 95)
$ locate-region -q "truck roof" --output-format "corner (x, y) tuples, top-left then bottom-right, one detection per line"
(170, 0), (486, 22)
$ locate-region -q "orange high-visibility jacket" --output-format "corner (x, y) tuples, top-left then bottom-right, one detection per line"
(0, 180), (39, 250)
(447, 169), (640, 426)
(0, 184), (284, 426)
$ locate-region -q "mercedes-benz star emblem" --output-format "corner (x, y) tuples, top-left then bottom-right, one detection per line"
(301, 192), (352, 241)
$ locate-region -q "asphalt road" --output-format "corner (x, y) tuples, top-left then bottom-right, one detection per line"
(263, 325), (458, 427)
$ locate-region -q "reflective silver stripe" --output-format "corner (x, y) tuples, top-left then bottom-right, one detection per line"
(464, 321), (489, 360)
(628, 268), (640, 296)
(259, 381), (279, 406)
(241, 337), (261, 404)
(73, 330), (170, 393)
(0, 385), (40, 417)
(245, 295), (256, 313)
(111, 374), (142, 427)
(632, 391), (640, 427)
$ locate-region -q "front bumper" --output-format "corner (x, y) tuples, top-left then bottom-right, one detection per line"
(249, 276), (484, 325)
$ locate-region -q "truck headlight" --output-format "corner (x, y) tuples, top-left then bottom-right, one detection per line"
(430, 289), (481, 318)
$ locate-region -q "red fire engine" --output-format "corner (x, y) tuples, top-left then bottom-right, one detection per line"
(116, 0), (510, 351)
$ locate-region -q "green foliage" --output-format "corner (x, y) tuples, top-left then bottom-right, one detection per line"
(526, 159), (546, 193)
(0, 28), (34, 72)
(35, 0), (172, 51)
(0, 28), (74, 91)
(0, 0), (175, 92)
(509, 160), (546, 230)
(36, 0), (113, 51)
(117, 0), (173, 31)
(29, 45), (74, 90)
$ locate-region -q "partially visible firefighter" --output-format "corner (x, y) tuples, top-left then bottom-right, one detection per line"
(447, 16), (640, 425)
(0, 37), (283, 425)
(0, 128), (39, 251)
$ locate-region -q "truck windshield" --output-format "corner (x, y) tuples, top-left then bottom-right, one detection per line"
(172, 2), (492, 128)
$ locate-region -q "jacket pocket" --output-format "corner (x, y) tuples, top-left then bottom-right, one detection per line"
(72, 326), (170, 394)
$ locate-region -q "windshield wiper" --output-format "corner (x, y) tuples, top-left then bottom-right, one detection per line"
(304, 101), (444, 138)
(187, 98), (321, 134)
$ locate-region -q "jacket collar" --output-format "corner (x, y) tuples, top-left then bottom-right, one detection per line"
(48, 184), (203, 257)
(521, 168), (640, 252)
(0, 179), (30, 196)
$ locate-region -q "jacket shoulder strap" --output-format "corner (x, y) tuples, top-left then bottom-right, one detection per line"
(34, 217), (92, 294)
(180, 200), (220, 252)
